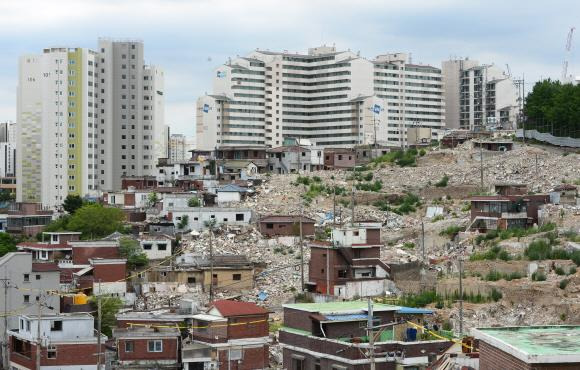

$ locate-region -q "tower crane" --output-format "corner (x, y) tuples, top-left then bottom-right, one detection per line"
(562, 27), (575, 83)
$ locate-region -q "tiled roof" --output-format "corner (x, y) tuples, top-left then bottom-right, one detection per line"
(210, 300), (268, 317)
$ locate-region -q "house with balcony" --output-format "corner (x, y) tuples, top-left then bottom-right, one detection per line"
(279, 301), (453, 370)
(113, 327), (181, 369)
(9, 313), (106, 370)
(16, 232), (80, 262)
(468, 194), (549, 232)
(306, 222), (391, 298)
(266, 145), (324, 174)
(6, 202), (54, 236)
(182, 300), (270, 370)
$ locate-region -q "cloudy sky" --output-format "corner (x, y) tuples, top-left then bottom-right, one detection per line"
(0, 0), (577, 135)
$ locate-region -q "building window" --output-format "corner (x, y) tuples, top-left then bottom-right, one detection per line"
(233, 274), (241, 281)
(125, 341), (134, 353)
(51, 321), (62, 331)
(147, 340), (162, 352)
(35, 275), (41, 280)
(143, 244), (152, 250)
(236, 213), (244, 221)
(23, 295), (30, 303)
(187, 277), (196, 284)
(47, 346), (57, 359)
(266, 223), (274, 229)
(23, 274), (29, 282)
(292, 356), (305, 370)
(157, 243), (167, 251)
(338, 270), (347, 278)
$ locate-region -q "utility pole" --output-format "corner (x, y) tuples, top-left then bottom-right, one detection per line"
(209, 222), (214, 302)
(36, 294), (42, 370)
(1, 268), (9, 370)
(367, 298), (376, 370)
(299, 200), (304, 291)
(333, 179), (337, 226)
(421, 220), (425, 263)
(479, 143), (484, 191)
(97, 280), (102, 370)
(350, 185), (355, 226)
(459, 257), (464, 336)
(535, 153), (538, 176)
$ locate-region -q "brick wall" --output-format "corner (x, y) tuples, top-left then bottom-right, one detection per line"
(10, 337), (101, 369)
(93, 262), (126, 282)
(218, 345), (269, 370)
(73, 246), (120, 264)
(118, 337), (179, 362)
(283, 308), (312, 332)
(227, 314), (268, 339)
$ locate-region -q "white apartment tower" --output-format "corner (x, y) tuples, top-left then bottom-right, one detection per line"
(17, 48), (99, 206)
(169, 134), (189, 162)
(0, 122), (16, 177)
(442, 59), (519, 130)
(98, 39), (165, 191)
(17, 40), (165, 208)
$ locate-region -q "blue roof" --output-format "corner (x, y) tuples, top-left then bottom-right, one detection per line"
(396, 307), (433, 315)
(324, 314), (368, 321)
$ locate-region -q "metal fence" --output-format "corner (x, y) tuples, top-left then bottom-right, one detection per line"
(516, 129), (580, 148)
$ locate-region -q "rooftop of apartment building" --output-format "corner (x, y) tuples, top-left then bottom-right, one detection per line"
(472, 325), (580, 363)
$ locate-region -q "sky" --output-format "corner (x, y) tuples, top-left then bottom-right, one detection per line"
(0, 0), (578, 136)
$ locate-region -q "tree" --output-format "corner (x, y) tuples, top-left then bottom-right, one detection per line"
(119, 237), (148, 270)
(90, 295), (122, 337)
(0, 233), (17, 257)
(178, 215), (189, 230)
(62, 194), (84, 214)
(0, 190), (14, 202)
(147, 192), (159, 208)
(67, 204), (125, 239)
(187, 197), (200, 207)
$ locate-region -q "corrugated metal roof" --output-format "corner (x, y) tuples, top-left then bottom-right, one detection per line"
(324, 314), (368, 321)
(396, 307), (433, 315)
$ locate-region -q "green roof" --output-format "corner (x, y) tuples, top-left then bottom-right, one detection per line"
(283, 301), (400, 313)
(473, 326), (580, 364)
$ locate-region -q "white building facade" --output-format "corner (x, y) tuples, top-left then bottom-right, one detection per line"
(16, 40), (165, 207)
(196, 46), (444, 150)
(0, 122), (16, 177)
(442, 59), (519, 130)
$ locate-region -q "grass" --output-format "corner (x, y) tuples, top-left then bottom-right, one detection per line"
(470, 245), (512, 261)
(397, 288), (502, 308)
(403, 242), (415, 249)
(483, 270), (522, 281)
(560, 279), (570, 289)
(531, 271), (546, 281)
(355, 180), (383, 192)
(439, 225), (465, 238)
(371, 149), (418, 167)
(374, 192), (421, 215)
(431, 215), (444, 222)
(476, 223), (557, 245)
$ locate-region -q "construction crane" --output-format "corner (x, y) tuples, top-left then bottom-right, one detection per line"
(561, 27), (575, 83)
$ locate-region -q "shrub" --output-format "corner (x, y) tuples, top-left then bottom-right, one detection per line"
(419, 149), (426, 157)
(532, 272), (546, 281)
(431, 215), (444, 222)
(403, 242), (415, 249)
(560, 279), (569, 289)
(490, 288), (503, 302)
(439, 225), (464, 238)
(555, 267), (566, 275)
(525, 240), (552, 261)
(187, 197), (200, 207)
(498, 250), (511, 261)
(312, 176), (322, 183)
(569, 266), (577, 275)
(485, 270), (502, 281)
(434, 175), (449, 188)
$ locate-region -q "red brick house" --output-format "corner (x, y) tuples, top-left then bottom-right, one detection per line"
(182, 300), (270, 370)
(307, 222), (391, 298)
(9, 313), (106, 370)
(259, 215), (315, 237)
(468, 194), (549, 232)
(324, 148), (356, 169)
(114, 327), (181, 369)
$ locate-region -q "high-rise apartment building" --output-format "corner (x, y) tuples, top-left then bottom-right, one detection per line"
(442, 59), (519, 130)
(168, 133), (189, 162)
(17, 48), (99, 206)
(196, 46), (443, 150)
(98, 39), (165, 191)
(0, 122), (16, 177)
(17, 40), (165, 207)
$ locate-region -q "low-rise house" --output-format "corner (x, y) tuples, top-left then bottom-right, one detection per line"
(219, 161), (259, 181)
(550, 184), (578, 205)
(9, 313), (105, 370)
(324, 148), (356, 169)
(138, 234), (174, 260)
(355, 145), (390, 163)
(493, 182), (527, 196)
(163, 193), (200, 210)
(6, 202), (53, 236)
(183, 300), (270, 370)
(280, 301), (452, 370)
(472, 139), (514, 151)
(307, 222), (391, 298)
(259, 215), (315, 237)
(148, 221), (175, 236)
(114, 327), (181, 369)
(472, 325), (580, 370)
(468, 194), (549, 232)
(167, 207), (253, 231)
(74, 258), (127, 295)
(0, 253), (60, 342)
(148, 254), (254, 292)
(216, 184), (249, 205)
(16, 231), (80, 262)
(103, 189), (154, 210)
(121, 175), (158, 190)
(116, 310), (193, 329)
(267, 145), (324, 173)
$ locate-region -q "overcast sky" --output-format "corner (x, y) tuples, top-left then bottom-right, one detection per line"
(0, 0), (577, 136)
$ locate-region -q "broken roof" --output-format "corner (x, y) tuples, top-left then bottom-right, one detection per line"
(259, 215), (316, 223)
(210, 300), (269, 317)
(217, 184), (248, 193)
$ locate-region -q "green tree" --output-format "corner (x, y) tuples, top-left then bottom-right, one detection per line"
(62, 194), (85, 214)
(0, 233), (18, 257)
(90, 295), (123, 337)
(119, 237), (148, 270)
(147, 192), (159, 208)
(178, 215), (189, 230)
(0, 190), (15, 202)
(187, 197), (200, 207)
(67, 204), (125, 239)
